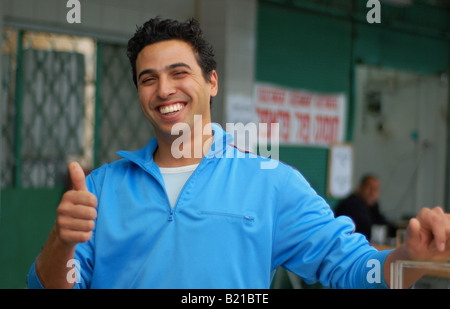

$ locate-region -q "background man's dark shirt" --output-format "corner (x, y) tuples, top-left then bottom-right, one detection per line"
(334, 194), (395, 240)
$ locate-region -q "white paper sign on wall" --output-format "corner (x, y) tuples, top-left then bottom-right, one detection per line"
(328, 144), (353, 198)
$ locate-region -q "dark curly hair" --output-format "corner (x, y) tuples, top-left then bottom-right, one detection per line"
(127, 17), (217, 88)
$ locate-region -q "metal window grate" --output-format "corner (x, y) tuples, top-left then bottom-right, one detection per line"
(1, 29), (95, 188)
(1, 28), (17, 188)
(1, 28), (155, 189)
(21, 48), (85, 187)
(97, 43), (154, 166)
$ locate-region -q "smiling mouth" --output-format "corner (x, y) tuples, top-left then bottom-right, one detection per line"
(158, 103), (186, 115)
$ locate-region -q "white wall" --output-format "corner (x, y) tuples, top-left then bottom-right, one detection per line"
(198, 0), (257, 126)
(353, 65), (448, 221)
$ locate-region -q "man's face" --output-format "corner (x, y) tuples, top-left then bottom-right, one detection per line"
(359, 177), (380, 206)
(135, 39), (218, 140)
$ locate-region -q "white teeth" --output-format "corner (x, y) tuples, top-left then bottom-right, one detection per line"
(159, 103), (185, 115)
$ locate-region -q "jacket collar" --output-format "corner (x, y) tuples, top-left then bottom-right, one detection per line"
(117, 123), (233, 166)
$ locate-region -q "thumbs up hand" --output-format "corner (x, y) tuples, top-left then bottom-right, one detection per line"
(55, 162), (98, 248)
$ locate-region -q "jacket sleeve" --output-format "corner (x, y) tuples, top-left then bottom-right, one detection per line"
(27, 259), (45, 289)
(272, 168), (391, 289)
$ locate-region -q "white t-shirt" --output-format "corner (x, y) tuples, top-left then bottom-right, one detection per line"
(159, 164), (199, 208)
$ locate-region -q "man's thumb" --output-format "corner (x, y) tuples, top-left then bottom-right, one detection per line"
(69, 161), (88, 191)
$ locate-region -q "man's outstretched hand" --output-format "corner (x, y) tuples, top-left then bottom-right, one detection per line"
(384, 206), (450, 288)
(404, 207), (450, 261)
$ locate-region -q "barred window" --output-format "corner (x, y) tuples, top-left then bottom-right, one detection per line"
(1, 27), (154, 189)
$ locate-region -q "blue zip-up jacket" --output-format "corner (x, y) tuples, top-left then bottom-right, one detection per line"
(28, 124), (391, 289)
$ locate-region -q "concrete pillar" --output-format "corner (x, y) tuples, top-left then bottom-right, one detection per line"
(197, 0), (257, 127)
(0, 0), (4, 147)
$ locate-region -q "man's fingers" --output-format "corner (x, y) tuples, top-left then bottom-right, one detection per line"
(62, 190), (97, 208)
(417, 207), (448, 252)
(56, 194), (97, 246)
(69, 161), (88, 191)
(57, 215), (95, 232)
(406, 217), (422, 246)
(429, 208), (449, 252)
(58, 198), (98, 219)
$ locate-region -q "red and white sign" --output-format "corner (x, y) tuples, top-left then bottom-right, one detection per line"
(254, 83), (346, 146)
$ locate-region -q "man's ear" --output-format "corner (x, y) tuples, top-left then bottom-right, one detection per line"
(209, 70), (218, 98)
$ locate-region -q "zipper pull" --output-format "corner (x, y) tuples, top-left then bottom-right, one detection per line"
(168, 209), (174, 221)
(244, 216), (254, 222)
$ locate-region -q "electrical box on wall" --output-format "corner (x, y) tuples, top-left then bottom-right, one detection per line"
(366, 91), (382, 115)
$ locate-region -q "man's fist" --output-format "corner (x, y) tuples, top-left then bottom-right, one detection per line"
(55, 162), (97, 247)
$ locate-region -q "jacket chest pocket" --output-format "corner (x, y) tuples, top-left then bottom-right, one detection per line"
(197, 210), (256, 229)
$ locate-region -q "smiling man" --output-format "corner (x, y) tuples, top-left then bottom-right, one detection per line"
(28, 17), (450, 289)
(135, 39), (217, 167)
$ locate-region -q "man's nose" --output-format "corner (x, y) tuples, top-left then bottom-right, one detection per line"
(157, 77), (176, 99)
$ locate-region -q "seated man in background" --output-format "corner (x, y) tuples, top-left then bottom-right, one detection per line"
(334, 174), (396, 241)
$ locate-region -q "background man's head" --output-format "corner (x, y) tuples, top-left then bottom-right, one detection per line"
(357, 174), (380, 206)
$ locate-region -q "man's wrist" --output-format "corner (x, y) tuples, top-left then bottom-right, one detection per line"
(35, 224), (77, 288)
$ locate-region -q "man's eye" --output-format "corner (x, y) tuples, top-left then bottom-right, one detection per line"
(174, 71), (187, 77)
(141, 77), (156, 84)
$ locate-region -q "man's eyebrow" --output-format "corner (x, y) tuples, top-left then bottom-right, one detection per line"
(167, 62), (191, 70)
(137, 63), (192, 81)
(137, 69), (156, 81)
